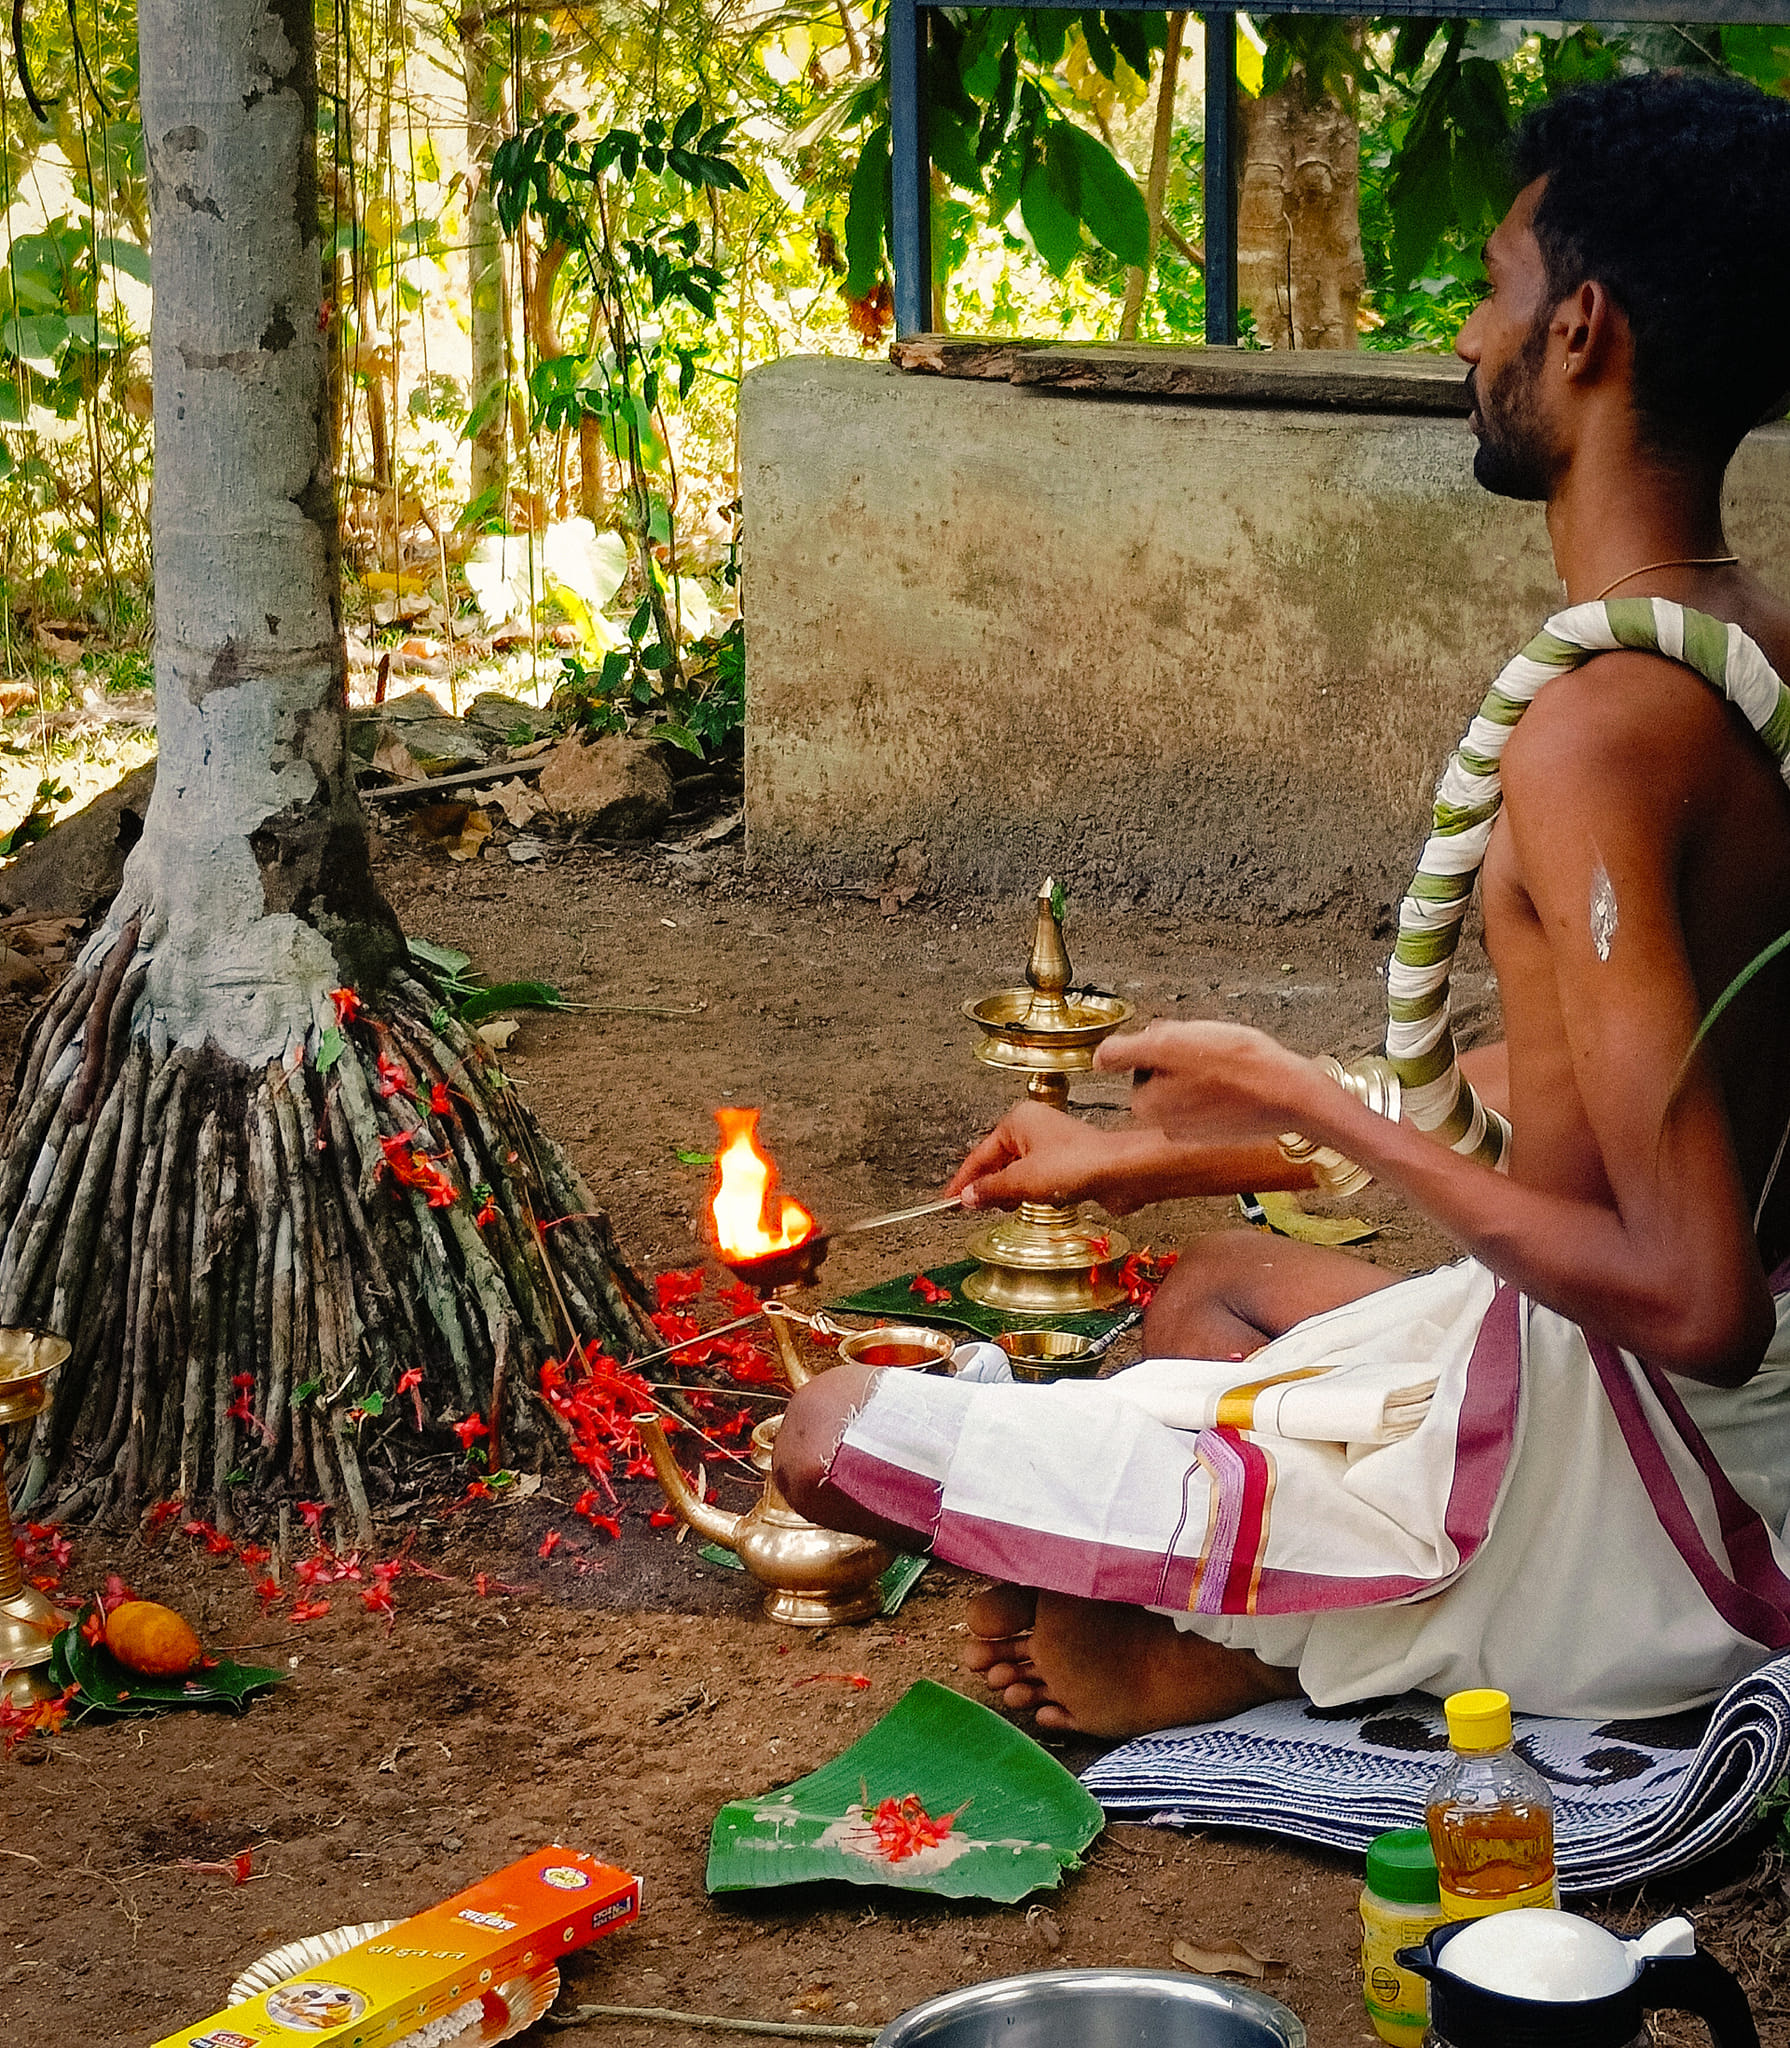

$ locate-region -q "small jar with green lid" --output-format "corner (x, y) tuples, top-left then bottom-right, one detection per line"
(1361, 1826), (1444, 2047)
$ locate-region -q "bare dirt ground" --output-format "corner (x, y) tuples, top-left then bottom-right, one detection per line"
(0, 822), (1784, 2048)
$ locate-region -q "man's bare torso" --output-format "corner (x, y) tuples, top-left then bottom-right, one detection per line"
(1483, 577), (1790, 1276)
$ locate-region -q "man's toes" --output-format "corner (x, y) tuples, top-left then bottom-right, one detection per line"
(966, 1581), (1037, 1641)
(959, 1633), (1021, 1675)
(1001, 1677), (1051, 1711)
(1033, 1700), (1084, 1732)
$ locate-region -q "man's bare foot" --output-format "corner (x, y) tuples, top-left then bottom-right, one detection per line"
(961, 1581), (1301, 1738)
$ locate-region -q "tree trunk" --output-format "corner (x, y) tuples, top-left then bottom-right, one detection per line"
(1120, 11), (1187, 342)
(0, 0), (657, 1532)
(1236, 49), (1364, 350)
(462, 19), (508, 517)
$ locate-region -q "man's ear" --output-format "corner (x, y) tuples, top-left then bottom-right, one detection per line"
(1557, 279), (1622, 384)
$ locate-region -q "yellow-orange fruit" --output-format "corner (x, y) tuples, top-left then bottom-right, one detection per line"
(104, 1600), (203, 1677)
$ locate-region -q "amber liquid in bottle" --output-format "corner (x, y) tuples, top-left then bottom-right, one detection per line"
(1424, 1799), (1558, 1913)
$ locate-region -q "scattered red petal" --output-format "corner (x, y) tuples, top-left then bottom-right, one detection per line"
(396, 1368), (423, 1394)
(237, 1544), (270, 1569)
(792, 1671), (871, 1691)
(429, 1081), (452, 1116)
(143, 1499), (183, 1542)
(451, 1412), (490, 1449)
(473, 1571), (493, 1597)
(655, 1266), (705, 1310)
(360, 1585), (396, 1619)
(327, 987), (361, 1027)
(290, 1597), (331, 1622)
(717, 1279), (761, 1319)
(474, 1193), (498, 1229)
(648, 1506), (681, 1529)
(586, 1512), (622, 1542)
(537, 1529), (563, 1560)
(909, 1274), (952, 1306)
(296, 1501), (329, 1535)
(177, 1849), (253, 1884)
(79, 1608), (105, 1646)
(99, 1573), (134, 1613)
(1118, 1246), (1179, 1308)
(253, 1575), (282, 1613)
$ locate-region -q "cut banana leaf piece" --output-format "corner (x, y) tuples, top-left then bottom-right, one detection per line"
(1240, 1190), (1378, 1245)
(708, 1678), (1103, 1903)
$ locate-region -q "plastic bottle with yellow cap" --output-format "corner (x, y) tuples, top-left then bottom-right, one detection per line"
(1424, 1688), (1559, 1920)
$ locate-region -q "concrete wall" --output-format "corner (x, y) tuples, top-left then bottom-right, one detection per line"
(741, 356), (1790, 924)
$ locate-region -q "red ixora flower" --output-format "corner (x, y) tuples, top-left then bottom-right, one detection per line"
(537, 1529), (563, 1560)
(296, 1501), (329, 1537)
(429, 1081), (453, 1116)
(290, 1597), (330, 1622)
(473, 1187), (498, 1229)
(328, 987), (360, 1028)
(375, 1051), (416, 1102)
(867, 1792), (968, 1862)
(377, 1132), (457, 1208)
(654, 1266), (705, 1311)
(396, 1365), (426, 1428)
(909, 1274), (952, 1307)
(451, 1412), (489, 1450)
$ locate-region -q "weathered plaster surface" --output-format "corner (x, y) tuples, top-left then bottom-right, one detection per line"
(742, 358), (1790, 924)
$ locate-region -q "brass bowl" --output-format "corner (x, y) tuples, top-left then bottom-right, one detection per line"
(997, 1329), (1103, 1384)
(0, 1328), (71, 1428)
(963, 987), (1135, 1075)
(837, 1324), (958, 1374)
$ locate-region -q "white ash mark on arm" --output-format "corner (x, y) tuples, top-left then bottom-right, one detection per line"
(1589, 860), (1619, 963)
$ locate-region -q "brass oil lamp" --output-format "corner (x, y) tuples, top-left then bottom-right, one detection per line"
(0, 1328), (73, 1705)
(637, 1108), (892, 1626)
(960, 880), (1135, 1314)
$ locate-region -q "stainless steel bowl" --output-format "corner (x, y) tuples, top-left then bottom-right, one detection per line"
(874, 1969), (1307, 2048)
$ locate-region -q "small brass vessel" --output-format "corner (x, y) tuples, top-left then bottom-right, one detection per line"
(962, 881), (1135, 1315)
(635, 1410), (890, 1627)
(0, 1328), (73, 1705)
(835, 1324), (956, 1373)
(997, 1329), (1103, 1383)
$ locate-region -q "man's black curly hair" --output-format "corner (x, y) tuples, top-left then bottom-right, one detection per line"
(1511, 70), (1790, 467)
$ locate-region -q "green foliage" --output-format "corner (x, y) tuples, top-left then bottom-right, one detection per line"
(0, 776), (70, 856)
(841, 9), (1166, 300)
(555, 614), (744, 760)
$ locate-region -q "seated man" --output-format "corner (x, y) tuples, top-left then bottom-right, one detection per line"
(776, 71), (1790, 1737)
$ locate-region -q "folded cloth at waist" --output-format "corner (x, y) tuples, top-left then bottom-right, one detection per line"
(1111, 1353), (1437, 1445)
(824, 1259), (1790, 1718)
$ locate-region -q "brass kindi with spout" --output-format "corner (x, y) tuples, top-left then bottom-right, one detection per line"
(633, 1410), (890, 1627)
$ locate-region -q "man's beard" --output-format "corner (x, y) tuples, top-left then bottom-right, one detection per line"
(1467, 316), (1557, 501)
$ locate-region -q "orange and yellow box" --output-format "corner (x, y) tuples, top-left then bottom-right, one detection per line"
(151, 1845), (641, 2047)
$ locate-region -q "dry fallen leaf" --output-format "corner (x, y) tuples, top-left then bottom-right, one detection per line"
(476, 1018), (519, 1051)
(371, 734), (425, 783)
(486, 777), (542, 829)
(506, 735), (555, 761)
(411, 802), (491, 862)
(33, 626), (83, 668)
(0, 912), (78, 956)
(1026, 1904), (1062, 1953)
(0, 681), (36, 716)
(1171, 1937), (1280, 1980)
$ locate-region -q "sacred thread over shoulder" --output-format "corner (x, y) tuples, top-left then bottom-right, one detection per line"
(1384, 599), (1790, 1168)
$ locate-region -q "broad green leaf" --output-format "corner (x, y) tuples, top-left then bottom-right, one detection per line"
(1056, 124), (1149, 269)
(407, 935), (474, 976)
(1021, 150), (1082, 273)
(707, 1679), (1103, 1903)
(52, 1621), (285, 1719)
(1, 312), (66, 367)
(930, 105), (984, 193)
(315, 1025), (345, 1075)
(1104, 9), (1158, 79)
(1024, 8), (1070, 67)
(1722, 24), (1790, 88)
(95, 235), (150, 283)
(457, 980), (564, 1024)
(844, 122), (890, 301)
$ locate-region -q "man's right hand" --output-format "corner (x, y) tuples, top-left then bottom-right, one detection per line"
(946, 1100), (1324, 1214)
(946, 1101), (1170, 1215)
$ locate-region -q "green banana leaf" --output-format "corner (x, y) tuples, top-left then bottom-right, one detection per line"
(707, 1678), (1103, 1903)
(49, 1622), (285, 1720)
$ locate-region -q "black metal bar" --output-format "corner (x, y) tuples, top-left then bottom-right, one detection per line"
(888, 0), (932, 336)
(1203, 12), (1238, 345)
(904, 0), (1790, 17)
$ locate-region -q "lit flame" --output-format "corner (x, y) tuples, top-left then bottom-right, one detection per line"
(709, 1107), (815, 1261)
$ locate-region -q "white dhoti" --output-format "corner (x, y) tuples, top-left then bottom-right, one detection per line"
(825, 1260), (1790, 1717)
